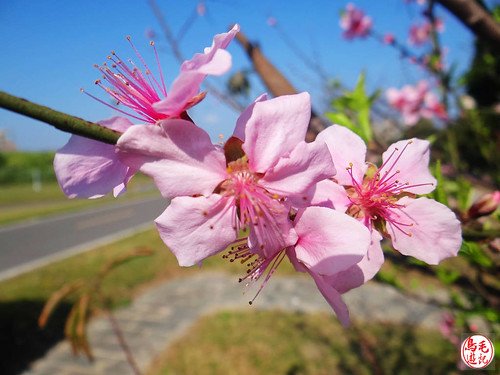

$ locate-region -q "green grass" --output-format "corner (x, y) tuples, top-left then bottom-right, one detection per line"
(148, 310), (457, 375)
(0, 222), (456, 374)
(0, 228), (185, 375)
(0, 222), (304, 374)
(0, 174), (158, 225)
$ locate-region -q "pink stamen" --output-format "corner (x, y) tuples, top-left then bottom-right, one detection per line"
(344, 140), (435, 240)
(88, 37), (169, 123)
(225, 241), (286, 305)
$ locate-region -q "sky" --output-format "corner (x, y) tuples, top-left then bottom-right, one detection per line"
(0, 0), (479, 151)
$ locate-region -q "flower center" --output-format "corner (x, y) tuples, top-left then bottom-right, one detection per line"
(82, 37), (168, 123)
(220, 157), (289, 254)
(223, 238), (287, 305)
(344, 141), (433, 239)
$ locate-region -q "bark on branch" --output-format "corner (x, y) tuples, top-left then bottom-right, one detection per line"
(234, 29), (328, 141)
(436, 0), (500, 49)
(0, 91), (120, 145)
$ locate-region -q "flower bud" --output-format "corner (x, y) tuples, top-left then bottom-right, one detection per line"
(467, 191), (500, 219)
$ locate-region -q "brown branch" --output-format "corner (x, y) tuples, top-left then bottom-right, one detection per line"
(234, 28), (328, 141)
(436, 0), (500, 49)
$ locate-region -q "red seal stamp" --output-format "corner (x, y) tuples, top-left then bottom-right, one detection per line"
(461, 334), (495, 369)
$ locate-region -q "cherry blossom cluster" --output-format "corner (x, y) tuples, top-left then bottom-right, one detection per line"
(54, 25), (461, 325)
(408, 18), (444, 46)
(386, 80), (447, 126)
(339, 3), (372, 40)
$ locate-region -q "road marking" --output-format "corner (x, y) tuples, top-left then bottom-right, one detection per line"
(0, 223), (155, 282)
(0, 196), (164, 234)
(76, 209), (134, 230)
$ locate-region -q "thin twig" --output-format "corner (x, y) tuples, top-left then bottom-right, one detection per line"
(0, 91), (120, 145)
(106, 308), (143, 375)
(148, 0), (244, 112)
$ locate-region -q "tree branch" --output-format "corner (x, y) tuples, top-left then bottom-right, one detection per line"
(0, 91), (121, 145)
(234, 29), (328, 141)
(436, 0), (500, 49)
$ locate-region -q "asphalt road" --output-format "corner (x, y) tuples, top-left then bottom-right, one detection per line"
(0, 196), (167, 281)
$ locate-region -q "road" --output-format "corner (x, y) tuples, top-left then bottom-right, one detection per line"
(0, 196), (167, 281)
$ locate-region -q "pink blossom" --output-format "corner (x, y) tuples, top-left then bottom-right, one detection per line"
(117, 93), (336, 266)
(422, 91), (448, 121)
(226, 206), (371, 325)
(408, 22), (432, 46)
(196, 1), (206, 16)
(55, 26), (239, 199)
(54, 117), (134, 199)
(288, 207), (371, 325)
(383, 33), (395, 45)
(267, 17), (278, 27)
(408, 19), (444, 46)
(314, 125), (462, 265)
(386, 80), (447, 125)
(340, 3), (372, 40)
(88, 25), (240, 123)
(467, 191), (500, 219)
(439, 312), (460, 345)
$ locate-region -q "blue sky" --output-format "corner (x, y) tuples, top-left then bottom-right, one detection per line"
(0, 0), (478, 150)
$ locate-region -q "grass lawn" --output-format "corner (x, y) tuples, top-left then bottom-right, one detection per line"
(0, 225), (458, 375)
(147, 310), (458, 375)
(0, 227), (251, 375)
(0, 228), (176, 375)
(0, 174), (158, 225)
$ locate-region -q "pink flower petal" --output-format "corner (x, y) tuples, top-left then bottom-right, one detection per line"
(180, 24), (240, 74)
(233, 93), (268, 141)
(288, 179), (350, 211)
(113, 166), (137, 197)
(309, 269), (351, 326)
(153, 71), (204, 117)
(316, 180), (351, 212)
(316, 125), (367, 186)
(246, 199), (297, 258)
(326, 231), (384, 293)
(243, 93), (311, 173)
(117, 119), (227, 198)
(389, 197), (462, 264)
(155, 194), (238, 266)
(380, 138), (436, 194)
(153, 25), (239, 117)
(286, 248), (350, 326)
(293, 207), (370, 276)
(54, 117), (133, 199)
(260, 140), (335, 197)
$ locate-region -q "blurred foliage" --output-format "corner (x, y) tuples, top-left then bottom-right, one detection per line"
(444, 108), (500, 186)
(227, 70), (251, 97)
(325, 73), (379, 143)
(462, 6), (500, 107)
(0, 151), (55, 185)
(401, 107), (499, 186)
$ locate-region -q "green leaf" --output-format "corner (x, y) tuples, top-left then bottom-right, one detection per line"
(456, 177), (472, 212)
(431, 160), (448, 205)
(435, 266), (460, 285)
(459, 241), (493, 268)
(325, 112), (353, 128)
(326, 72), (374, 142)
